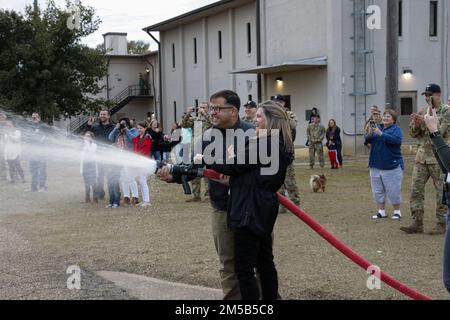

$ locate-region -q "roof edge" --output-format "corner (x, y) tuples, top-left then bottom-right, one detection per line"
(105, 51), (158, 58)
(143, 0), (248, 32)
(103, 32), (128, 37)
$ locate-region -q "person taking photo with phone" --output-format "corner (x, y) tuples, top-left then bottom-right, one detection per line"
(365, 109), (404, 220)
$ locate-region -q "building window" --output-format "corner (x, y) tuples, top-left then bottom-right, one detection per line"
(248, 94), (252, 102)
(399, 91), (417, 116)
(246, 23), (252, 54)
(398, 1), (403, 37)
(172, 43), (176, 68)
(193, 38), (198, 64)
(430, 1), (438, 37)
(195, 99), (199, 108)
(218, 30), (223, 60)
(174, 101), (177, 122)
(401, 97), (413, 115)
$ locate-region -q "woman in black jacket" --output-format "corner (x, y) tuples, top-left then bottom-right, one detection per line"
(210, 101), (294, 300)
(147, 119), (164, 160)
(326, 119), (343, 169)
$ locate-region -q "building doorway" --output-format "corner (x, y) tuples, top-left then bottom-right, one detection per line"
(398, 91), (418, 144)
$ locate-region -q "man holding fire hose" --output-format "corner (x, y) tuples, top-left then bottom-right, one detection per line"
(157, 91), (293, 300)
(157, 90), (253, 300)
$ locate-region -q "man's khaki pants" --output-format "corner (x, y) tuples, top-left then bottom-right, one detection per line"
(211, 209), (241, 300)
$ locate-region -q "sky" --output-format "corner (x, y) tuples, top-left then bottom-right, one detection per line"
(0, 0), (217, 49)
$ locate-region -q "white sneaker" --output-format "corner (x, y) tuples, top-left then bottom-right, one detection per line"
(372, 213), (388, 220)
(139, 202), (151, 207)
(392, 213), (402, 220)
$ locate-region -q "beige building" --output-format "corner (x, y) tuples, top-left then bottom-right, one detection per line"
(143, 0), (450, 154)
(67, 33), (160, 133)
(101, 33), (160, 123)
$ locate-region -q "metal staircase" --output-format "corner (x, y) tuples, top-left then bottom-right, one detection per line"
(69, 85), (152, 133)
(350, 0), (377, 133)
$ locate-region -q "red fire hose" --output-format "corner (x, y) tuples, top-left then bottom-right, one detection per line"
(203, 169), (432, 300)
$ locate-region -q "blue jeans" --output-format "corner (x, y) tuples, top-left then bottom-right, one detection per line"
(95, 164), (106, 200)
(337, 144), (343, 166)
(152, 150), (162, 161)
(107, 169), (121, 206)
(444, 212), (450, 294)
(30, 160), (47, 191)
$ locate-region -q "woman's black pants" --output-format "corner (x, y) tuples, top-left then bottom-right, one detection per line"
(234, 227), (278, 300)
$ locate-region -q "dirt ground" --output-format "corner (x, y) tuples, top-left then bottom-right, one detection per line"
(0, 157), (449, 300)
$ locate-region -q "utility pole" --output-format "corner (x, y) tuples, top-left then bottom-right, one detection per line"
(385, 0), (399, 112)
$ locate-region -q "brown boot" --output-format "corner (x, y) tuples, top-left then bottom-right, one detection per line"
(186, 197), (202, 203)
(426, 222), (446, 235)
(123, 197), (131, 205)
(400, 218), (424, 234)
(131, 197), (139, 206)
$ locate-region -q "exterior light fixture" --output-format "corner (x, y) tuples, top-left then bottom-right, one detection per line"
(276, 77), (283, 83)
(402, 68), (413, 79)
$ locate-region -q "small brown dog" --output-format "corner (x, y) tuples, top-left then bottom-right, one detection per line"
(310, 174), (327, 193)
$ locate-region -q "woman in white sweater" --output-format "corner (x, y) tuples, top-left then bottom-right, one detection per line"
(4, 121), (25, 183)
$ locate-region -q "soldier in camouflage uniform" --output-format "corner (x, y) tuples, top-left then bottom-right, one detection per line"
(364, 107), (382, 148)
(401, 84), (450, 235)
(242, 101), (257, 125)
(364, 106), (383, 133)
(307, 115), (326, 169)
(273, 95), (301, 213)
(181, 103), (213, 202)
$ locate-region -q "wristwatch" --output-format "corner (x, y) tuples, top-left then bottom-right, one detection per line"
(430, 131), (441, 139)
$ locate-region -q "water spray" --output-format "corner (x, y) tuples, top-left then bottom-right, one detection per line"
(0, 109), (158, 177)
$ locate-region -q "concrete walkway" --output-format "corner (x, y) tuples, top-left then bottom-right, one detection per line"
(96, 271), (222, 300)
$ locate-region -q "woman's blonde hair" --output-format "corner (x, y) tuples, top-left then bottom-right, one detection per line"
(258, 100), (294, 154)
(149, 119), (159, 128)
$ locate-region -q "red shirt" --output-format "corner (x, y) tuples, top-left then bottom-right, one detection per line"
(132, 134), (152, 158)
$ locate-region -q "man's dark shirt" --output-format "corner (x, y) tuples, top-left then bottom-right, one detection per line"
(86, 121), (115, 144)
(173, 118), (255, 212)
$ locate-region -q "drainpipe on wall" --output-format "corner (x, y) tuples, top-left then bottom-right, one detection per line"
(106, 57), (111, 101)
(256, 0), (262, 103)
(145, 30), (164, 126)
(144, 57), (157, 114)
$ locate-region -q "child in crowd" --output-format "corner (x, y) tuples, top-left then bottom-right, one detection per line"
(80, 131), (99, 203)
